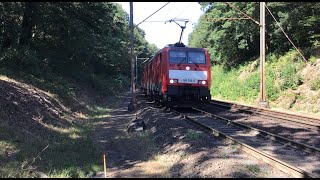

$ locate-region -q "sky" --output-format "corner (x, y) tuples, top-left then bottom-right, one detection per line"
(115, 2), (204, 49)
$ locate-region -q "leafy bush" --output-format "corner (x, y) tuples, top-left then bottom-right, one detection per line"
(265, 68), (280, 101)
(273, 50), (304, 91)
(310, 77), (320, 91)
(209, 50), (308, 103)
(211, 65), (259, 102)
(0, 46), (41, 75)
(279, 63), (303, 90)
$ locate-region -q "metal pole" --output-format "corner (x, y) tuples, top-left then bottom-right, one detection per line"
(135, 56), (138, 86)
(128, 2), (136, 111)
(136, 58), (149, 86)
(259, 2), (269, 108)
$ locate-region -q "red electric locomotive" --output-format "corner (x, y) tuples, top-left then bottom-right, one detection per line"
(141, 42), (211, 107)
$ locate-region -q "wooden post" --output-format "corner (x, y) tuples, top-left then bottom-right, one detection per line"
(103, 154), (107, 178)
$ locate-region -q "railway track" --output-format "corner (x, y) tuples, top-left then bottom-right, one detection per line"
(171, 107), (320, 178)
(137, 94), (320, 177)
(194, 105), (320, 157)
(201, 101), (320, 150)
(209, 99), (320, 129)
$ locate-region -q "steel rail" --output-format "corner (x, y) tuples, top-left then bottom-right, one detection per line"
(209, 100), (320, 129)
(192, 106), (320, 157)
(171, 109), (317, 178)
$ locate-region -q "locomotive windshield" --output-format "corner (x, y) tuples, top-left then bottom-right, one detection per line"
(169, 50), (205, 64)
(169, 51), (187, 63)
(188, 51), (206, 64)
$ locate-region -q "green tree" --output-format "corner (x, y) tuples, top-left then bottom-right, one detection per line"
(0, 2), (157, 93)
(189, 2), (320, 68)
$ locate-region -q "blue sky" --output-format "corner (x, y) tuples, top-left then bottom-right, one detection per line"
(115, 2), (204, 49)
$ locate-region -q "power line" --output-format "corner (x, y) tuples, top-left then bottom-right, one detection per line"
(143, 20), (168, 23)
(264, 3), (307, 62)
(173, 2), (193, 19)
(205, 17), (250, 21)
(203, 3), (258, 23)
(134, 2), (171, 28)
(224, 2), (259, 25)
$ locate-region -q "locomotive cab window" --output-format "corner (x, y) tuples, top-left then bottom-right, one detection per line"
(169, 51), (187, 64)
(169, 50), (205, 64)
(188, 51), (206, 64)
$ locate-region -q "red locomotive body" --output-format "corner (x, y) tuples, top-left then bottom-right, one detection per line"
(141, 43), (211, 107)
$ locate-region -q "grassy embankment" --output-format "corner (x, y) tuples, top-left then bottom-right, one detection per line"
(0, 67), (127, 178)
(210, 49), (320, 115)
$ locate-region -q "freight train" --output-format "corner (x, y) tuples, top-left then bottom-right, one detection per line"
(140, 42), (211, 108)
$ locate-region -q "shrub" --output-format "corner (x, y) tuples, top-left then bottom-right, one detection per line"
(310, 77), (320, 91)
(279, 63), (303, 90)
(0, 47), (41, 75)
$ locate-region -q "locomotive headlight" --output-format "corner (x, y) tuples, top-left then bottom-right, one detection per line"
(170, 79), (174, 83)
(201, 80), (206, 85)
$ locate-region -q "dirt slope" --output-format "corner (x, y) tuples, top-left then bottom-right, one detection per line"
(0, 76), (75, 141)
(272, 59), (320, 116)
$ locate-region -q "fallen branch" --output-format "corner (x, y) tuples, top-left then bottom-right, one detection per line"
(22, 144), (49, 170)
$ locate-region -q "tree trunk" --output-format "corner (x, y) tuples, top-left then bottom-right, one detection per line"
(19, 2), (36, 45)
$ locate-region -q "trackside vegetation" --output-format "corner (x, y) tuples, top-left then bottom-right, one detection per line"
(1, 2), (320, 178)
(189, 2), (320, 114)
(0, 2), (158, 177)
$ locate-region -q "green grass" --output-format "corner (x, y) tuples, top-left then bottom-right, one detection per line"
(229, 143), (239, 150)
(0, 119), (104, 178)
(184, 130), (204, 141)
(222, 153), (229, 159)
(0, 69), (126, 178)
(246, 164), (261, 174)
(86, 105), (112, 118)
(309, 56), (317, 65)
(210, 50), (306, 103)
(131, 132), (159, 157)
(310, 77), (320, 91)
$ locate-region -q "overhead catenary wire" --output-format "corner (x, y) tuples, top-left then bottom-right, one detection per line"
(264, 3), (307, 62)
(143, 20), (196, 24)
(205, 17), (250, 21)
(132, 3), (195, 25)
(134, 2), (171, 28)
(208, 2), (307, 63)
(173, 2), (193, 19)
(204, 2), (259, 23)
(142, 20), (168, 22)
(224, 2), (260, 25)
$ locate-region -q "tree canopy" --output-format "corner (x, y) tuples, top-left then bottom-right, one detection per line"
(189, 2), (320, 68)
(0, 2), (159, 92)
